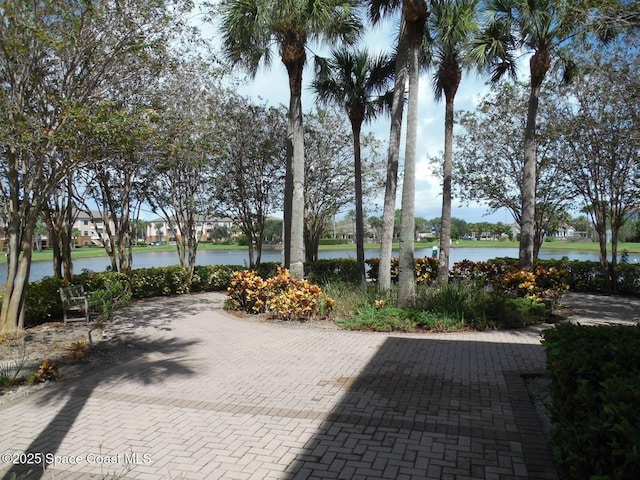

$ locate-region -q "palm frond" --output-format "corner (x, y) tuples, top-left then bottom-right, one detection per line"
(219, 0), (273, 76)
(220, 0), (363, 77)
(555, 51), (579, 85)
(310, 45), (395, 124)
(367, 0), (403, 25)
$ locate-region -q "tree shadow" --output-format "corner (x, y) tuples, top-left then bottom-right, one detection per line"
(108, 291), (226, 334)
(284, 336), (558, 480)
(2, 335), (197, 480)
(561, 292), (640, 325)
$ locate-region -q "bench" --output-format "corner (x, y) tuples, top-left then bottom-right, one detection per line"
(59, 285), (89, 323)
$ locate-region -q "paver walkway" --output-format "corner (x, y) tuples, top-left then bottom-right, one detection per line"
(1, 292), (559, 480)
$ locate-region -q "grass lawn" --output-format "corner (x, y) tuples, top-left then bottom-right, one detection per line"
(449, 239), (640, 253)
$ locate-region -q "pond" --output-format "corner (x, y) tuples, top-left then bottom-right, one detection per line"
(5, 245), (622, 283)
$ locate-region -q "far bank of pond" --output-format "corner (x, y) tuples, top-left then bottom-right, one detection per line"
(13, 241), (640, 282)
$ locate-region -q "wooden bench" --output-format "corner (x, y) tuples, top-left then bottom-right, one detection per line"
(59, 285), (89, 323)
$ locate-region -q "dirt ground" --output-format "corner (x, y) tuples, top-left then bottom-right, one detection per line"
(0, 317), (142, 406)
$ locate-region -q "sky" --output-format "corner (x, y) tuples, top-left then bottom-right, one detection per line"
(200, 10), (516, 226)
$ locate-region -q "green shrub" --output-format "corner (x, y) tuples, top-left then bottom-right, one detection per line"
(236, 235), (249, 246)
(338, 304), (463, 332)
(318, 238), (348, 245)
(543, 324), (640, 480)
(24, 277), (66, 328)
(365, 256), (438, 285)
(338, 305), (421, 332)
(255, 262), (281, 279)
(191, 265), (241, 292)
(73, 271), (129, 292)
(88, 280), (131, 321)
(490, 257), (640, 295)
(416, 281), (548, 329)
(323, 281), (395, 321)
(417, 280), (480, 319)
(305, 258), (360, 284)
(480, 295), (546, 328)
(127, 266), (191, 298)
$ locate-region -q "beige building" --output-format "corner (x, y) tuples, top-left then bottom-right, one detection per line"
(73, 210), (114, 247)
(146, 216), (235, 244)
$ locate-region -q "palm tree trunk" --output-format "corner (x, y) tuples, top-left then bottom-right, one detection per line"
(520, 50), (550, 270)
(286, 59), (306, 280)
(283, 141), (293, 268)
(437, 93), (456, 284)
(379, 19), (409, 292)
(520, 88), (538, 271)
(397, 31), (422, 308)
(352, 120), (366, 284)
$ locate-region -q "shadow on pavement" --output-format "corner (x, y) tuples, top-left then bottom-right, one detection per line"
(561, 292), (640, 325)
(110, 291), (226, 334)
(2, 335), (197, 480)
(285, 336), (557, 480)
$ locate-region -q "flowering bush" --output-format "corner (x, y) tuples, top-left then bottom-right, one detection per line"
(226, 267), (334, 320)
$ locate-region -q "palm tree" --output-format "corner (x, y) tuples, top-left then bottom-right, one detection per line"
(427, 0), (479, 285)
(471, 0), (588, 270)
(312, 47), (394, 283)
(368, 0), (428, 305)
(219, 0), (362, 279)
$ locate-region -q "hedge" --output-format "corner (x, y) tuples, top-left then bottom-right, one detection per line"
(304, 258), (360, 283)
(18, 262), (295, 326)
(365, 256), (439, 285)
(489, 258), (640, 295)
(543, 324), (640, 479)
(15, 257), (640, 326)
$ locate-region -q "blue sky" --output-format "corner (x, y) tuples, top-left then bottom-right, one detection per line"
(202, 11), (515, 225)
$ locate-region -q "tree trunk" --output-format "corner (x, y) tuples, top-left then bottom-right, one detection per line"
(437, 89), (457, 284)
(187, 230), (197, 282)
(285, 59), (306, 279)
(247, 231), (256, 269)
(520, 88), (538, 271)
(46, 213), (64, 280)
(351, 119), (366, 284)
(255, 224), (264, 269)
(610, 219), (619, 292)
(283, 140), (293, 268)
(397, 29), (421, 308)
(379, 18), (409, 292)
(0, 217), (36, 333)
(304, 219), (322, 262)
(520, 50), (550, 270)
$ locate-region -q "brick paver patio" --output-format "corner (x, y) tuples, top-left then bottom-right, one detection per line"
(0, 292), (557, 479)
